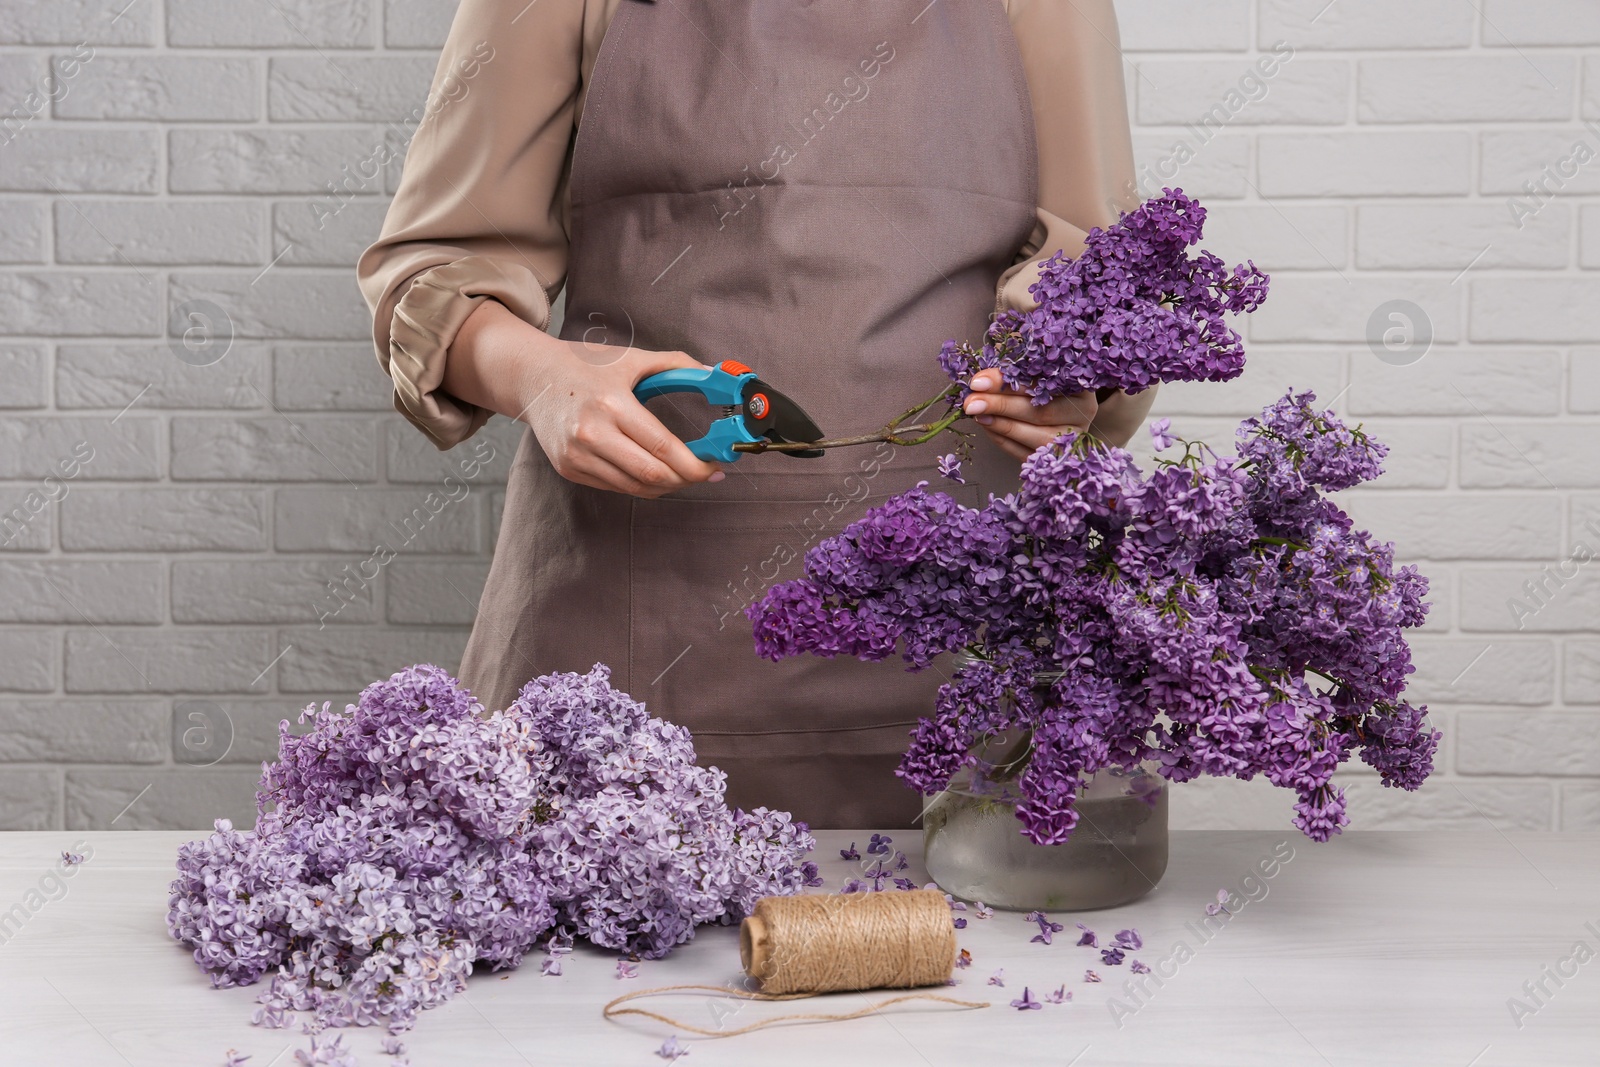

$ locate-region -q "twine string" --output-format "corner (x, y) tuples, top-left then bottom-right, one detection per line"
(601, 984), (989, 1038)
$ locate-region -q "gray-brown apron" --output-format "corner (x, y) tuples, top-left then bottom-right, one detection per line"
(459, 0), (1038, 828)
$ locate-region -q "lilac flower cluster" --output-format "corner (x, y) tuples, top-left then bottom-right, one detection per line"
(937, 189), (1268, 406)
(168, 663), (813, 1037)
(748, 390), (1438, 845)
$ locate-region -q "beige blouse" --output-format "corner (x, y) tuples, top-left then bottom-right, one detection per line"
(357, 0), (1138, 449)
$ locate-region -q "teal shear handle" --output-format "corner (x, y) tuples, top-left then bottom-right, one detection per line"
(632, 361), (763, 463)
(633, 358), (825, 463)
(633, 366), (748, 407)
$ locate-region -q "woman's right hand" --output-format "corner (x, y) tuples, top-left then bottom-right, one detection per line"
(443, 299), (724, 499)
(524, 341), (726, 498)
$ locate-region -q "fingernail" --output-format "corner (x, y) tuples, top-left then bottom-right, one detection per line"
(966, 399), (988, 415)
(975, 414), (994, 426)
(709, 471), (726, 482)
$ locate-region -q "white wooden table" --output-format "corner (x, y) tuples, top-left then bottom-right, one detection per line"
(0, 829), (1594, 1066)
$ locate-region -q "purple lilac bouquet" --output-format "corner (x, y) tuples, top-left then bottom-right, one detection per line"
(167, 663), (813, 1036)
(737, 188), (1267, 456)
(937, 188), (1267, 407)
(748, 391), (1438, 845)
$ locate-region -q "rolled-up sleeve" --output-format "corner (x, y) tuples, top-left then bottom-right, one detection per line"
(356, 0), (586, 449)
(998, 0), (1139, 314)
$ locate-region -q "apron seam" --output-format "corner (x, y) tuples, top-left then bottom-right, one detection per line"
(629, 524), (888, 532)
(985, 0), (1043, 315)
(691, 722), (922, 737)
(987, 0), (1041, 215)
(567, 0), (637, 209)
(572, 183), (1038, 210)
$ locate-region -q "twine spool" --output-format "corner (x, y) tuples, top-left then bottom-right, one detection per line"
(602, 889), (987, 1037)
(740, 888), (957, 994)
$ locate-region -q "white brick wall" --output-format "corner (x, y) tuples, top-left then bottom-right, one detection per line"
(0, 1), (1593, 834)
(0, 0), (479, 832)
(1114, 0), (1600, 833)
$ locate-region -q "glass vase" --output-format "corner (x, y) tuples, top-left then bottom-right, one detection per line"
(920, 660), (1169, 911)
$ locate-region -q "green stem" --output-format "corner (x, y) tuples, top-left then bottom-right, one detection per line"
(730, 419), (954, 454)
(888, 384), (963, 430)
(1250, 662), (1356, 695)
(976, 727), (1034, 785)
(733, 383), (965, 454)
(731, 380), (1111, 455)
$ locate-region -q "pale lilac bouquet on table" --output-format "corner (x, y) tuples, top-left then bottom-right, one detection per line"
(746, 188), (1439, 846)
(167, 664), (814, 1041)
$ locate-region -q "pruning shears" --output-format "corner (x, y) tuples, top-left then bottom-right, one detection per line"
(632, 359), (826, 463)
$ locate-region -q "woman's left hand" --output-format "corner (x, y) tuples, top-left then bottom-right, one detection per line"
(962, 369), (1096, 460)
(962, 371), (1161, 457)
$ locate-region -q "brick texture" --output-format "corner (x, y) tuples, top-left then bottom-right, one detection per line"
(0, 1), (1591, 832)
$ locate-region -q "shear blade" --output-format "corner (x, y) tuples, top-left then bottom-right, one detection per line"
(746, 378), (826, 458)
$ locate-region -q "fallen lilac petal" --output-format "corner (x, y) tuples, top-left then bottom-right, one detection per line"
(294, 1034), (356, 1067)
(1027, 910), (1065, 945)
(1011, 987), (1043, 1011)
